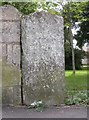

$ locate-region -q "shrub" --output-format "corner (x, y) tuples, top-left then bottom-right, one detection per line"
(65, 91), (89, 105)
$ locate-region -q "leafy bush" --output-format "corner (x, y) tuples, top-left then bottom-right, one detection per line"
(65, 91), (89, 105)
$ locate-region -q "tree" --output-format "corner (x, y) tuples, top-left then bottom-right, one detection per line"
(62, 2), (88, 74)
(75, 1), (89, 49)
(65, 41), (84, 70)
(63, 2), (79, 75)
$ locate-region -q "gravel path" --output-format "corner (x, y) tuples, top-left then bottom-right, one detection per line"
(2, 105), (87, 118)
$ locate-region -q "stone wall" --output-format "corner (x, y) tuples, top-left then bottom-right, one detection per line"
(0, 5), (21, 105)
(22, 12), (65, 105)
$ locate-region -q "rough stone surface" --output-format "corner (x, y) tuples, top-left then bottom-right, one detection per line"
(22, 12), (65, 105)
(0, 5), (21, 105)
(0, 5), (21, 20)
(0, 6), (65, 106)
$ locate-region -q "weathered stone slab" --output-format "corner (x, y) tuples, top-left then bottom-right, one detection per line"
(2, 86), (21, 105)
(0, 60), (2, 106)
(22, 12), (65, 105)
(0, 44), (2, 59)
(0, 21), (20, 43)
(2, 44), (6, 59)
(7, 44), (13, 64)
(2, 87), (13, 105)
(0, 5), (21, 105)
(12, 45), (20, 67)
(13, 85), (21, 105)
(0, 5), (21, 20)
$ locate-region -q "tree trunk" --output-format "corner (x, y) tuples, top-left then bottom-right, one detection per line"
(69, 23), (76, 75)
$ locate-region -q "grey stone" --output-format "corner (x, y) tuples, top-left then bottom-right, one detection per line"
(0, 5), (21, 105)
(22, 12), (65, 105)
(0, 5), (65, 106)
(7, 44), (13, 64)
(2, 44), (7, 59)
(0, 5), (21, 20)
(0, 44), (2, 59)
(13, 85), (21, 105)
(0, 21), (20, 43)
(12, 45), (20, 67)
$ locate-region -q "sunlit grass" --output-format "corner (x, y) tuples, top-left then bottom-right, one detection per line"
(65, 70), (88, 91)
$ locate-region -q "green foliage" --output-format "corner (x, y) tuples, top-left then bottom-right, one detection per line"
(63, 2), (89, 45)
(75, 49), (85, 70)
(65, 69), (88, 105)
(65, 42), (84, 70)
(62, 2), (88, 26)
(65, 91), (89, 105)
(65, 42), (72, 70)
(0, 1), (61, 15)
(62, 2), (87, 72)
(74, 1), (89, 48)
(75, 21), (89, 48)
(1, 2), (38, 14)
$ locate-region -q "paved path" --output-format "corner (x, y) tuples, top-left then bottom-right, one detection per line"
(2, 106), (87, 118)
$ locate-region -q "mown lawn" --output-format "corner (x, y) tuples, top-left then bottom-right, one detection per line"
(65, 70), (87, 91)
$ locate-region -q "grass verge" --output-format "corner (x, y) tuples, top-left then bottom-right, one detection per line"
(65, 70), (87, 91)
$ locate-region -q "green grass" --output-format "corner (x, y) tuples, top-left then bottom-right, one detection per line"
(65, 70), (87, 91)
